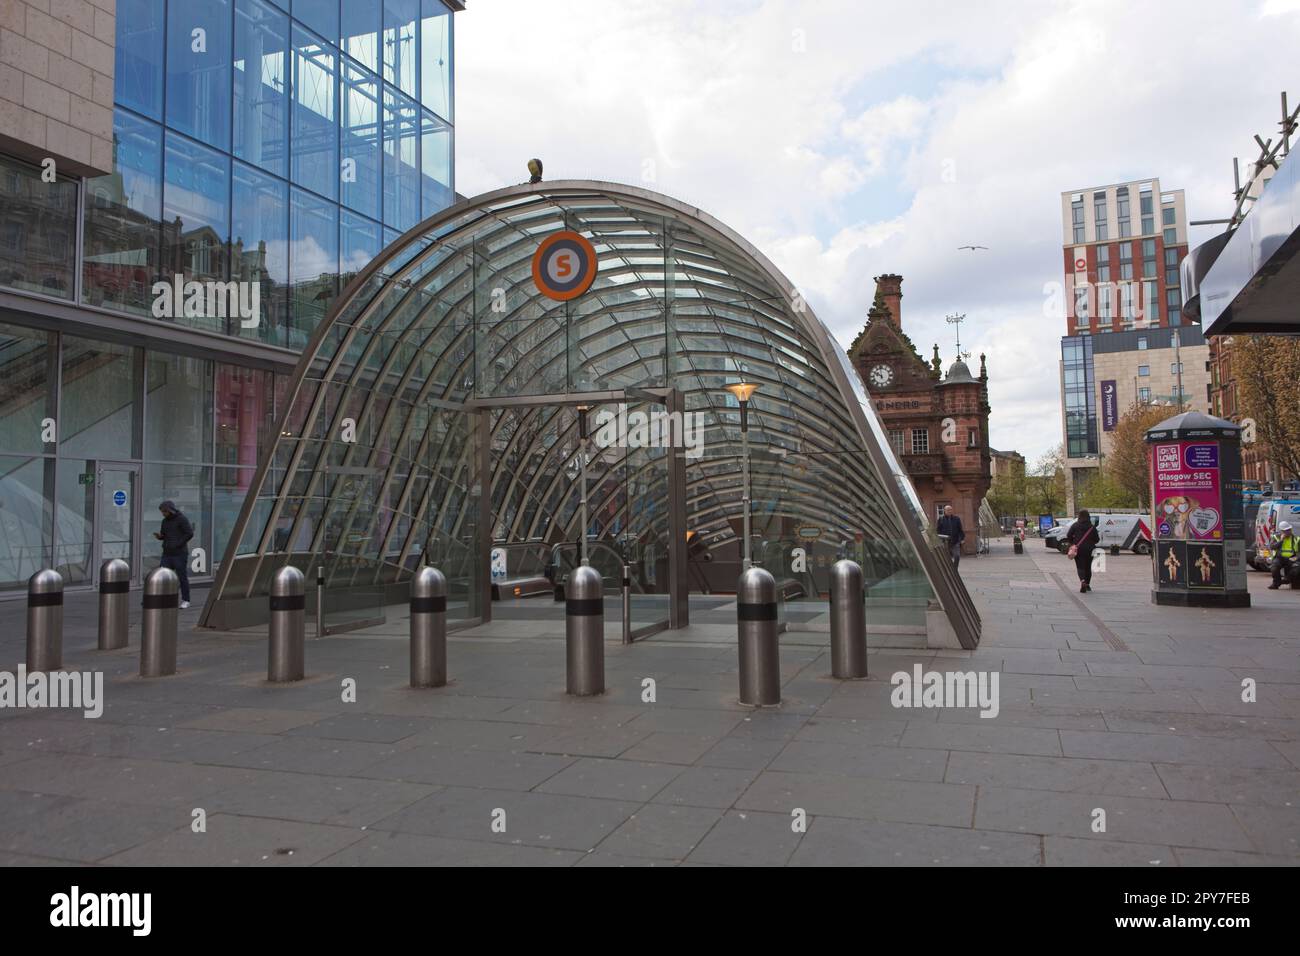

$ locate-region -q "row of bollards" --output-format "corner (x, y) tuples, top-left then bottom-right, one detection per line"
(735, 559), (868, 706)
(26, 561), (179, 678)
(26, 556), (868, 706)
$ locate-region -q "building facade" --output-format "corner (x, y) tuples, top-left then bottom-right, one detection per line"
(848, 275), (993, 555)
(1207, 336), (1296, 485)
(1058, 178), (1202, 509)
(0, 0), (461, 595)
(990, 448), (1025, 480)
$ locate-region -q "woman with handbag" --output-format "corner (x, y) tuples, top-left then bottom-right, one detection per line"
(1065, 509), (1099, 593)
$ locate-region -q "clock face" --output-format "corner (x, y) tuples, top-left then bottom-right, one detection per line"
(869, 364), (894, 388)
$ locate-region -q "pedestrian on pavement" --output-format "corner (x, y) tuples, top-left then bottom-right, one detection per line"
(937, 505), (965, 570)
(154, 499), (194, 608)
(1268, 521), (1299, 590)
(1066, 508), (1099, 593)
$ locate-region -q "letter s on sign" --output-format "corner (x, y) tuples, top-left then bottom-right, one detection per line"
(556, 253), (571, 278)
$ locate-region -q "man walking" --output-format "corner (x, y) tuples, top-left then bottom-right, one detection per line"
(1268, 521), (1298, 590)
(937, 505), (965, 569)
(154, 499), (194, 608)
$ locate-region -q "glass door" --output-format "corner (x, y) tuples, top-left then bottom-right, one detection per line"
(621, 398), (671, 637)
(94, 462), (141, 585)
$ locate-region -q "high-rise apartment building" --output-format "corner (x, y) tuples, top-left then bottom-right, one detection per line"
(1058, 178), (1208, 509)
(0, 0), (461, 595)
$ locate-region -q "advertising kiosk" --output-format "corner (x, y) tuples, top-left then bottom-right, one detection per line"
(1145, 411), (1250, 608)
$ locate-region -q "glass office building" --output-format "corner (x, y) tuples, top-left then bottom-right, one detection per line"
(0, 0), (459, 594)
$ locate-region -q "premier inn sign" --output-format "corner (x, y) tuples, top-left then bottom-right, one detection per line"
(1101, 380), (1118, 431)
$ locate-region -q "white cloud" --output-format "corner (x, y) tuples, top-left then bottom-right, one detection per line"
(455, 0), (1300, 461)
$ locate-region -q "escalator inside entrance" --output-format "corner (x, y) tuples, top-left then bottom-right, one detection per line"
(486, 398), (673, 639)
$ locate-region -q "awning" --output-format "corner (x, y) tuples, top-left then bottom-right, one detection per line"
(1199, 149), (1300, 336)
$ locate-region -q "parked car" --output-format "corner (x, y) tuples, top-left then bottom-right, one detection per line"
(1253, 499), (1300, 571)
(1044, 524), (1069, 549)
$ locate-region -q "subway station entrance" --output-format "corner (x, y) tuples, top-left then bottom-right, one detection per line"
(199, 181), (979, 649)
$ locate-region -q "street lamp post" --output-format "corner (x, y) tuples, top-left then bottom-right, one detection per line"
(576, 404), (591, 566)
(1173, 330), (1184, 412)
(725, 382), (760, 570)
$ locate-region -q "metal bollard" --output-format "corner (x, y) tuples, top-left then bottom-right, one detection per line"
(565, 564), (605, 696)
(268, 566), (305, 682)
(621, 564), (632, 645)
(315, 565), (325, 639)
(737, 566), (780, 705)
(410, 566), (447, 688)
(829, 559), (868, 679)
(26, 568), (64, 672)
(140, 566), (179, 677)
(98, 558), (131, 651)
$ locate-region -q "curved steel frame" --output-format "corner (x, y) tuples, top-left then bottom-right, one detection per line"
(199, 180), (980, 648)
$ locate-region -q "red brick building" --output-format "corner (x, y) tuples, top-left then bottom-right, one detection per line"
(848, 274), (993, 553)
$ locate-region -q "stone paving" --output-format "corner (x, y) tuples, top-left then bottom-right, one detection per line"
(1, 539), (1298, 866)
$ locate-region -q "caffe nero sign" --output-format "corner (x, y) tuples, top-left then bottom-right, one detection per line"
(1101, 380), (1118, 431)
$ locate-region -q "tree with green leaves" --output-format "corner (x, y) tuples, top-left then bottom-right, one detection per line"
(1105, 400), (1175, 508)
(1234, 335), (1300, 481)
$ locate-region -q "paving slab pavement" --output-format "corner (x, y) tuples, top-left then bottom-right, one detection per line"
(1, 538), (1298, 866)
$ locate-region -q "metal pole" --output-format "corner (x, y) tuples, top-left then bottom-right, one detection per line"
(268, 566), (305, 682)
(26, 568), (64, 672)
(578, 406), (590, 566)
(140, 566), (178, 677)
(565, 564), (604, 695)
(740, 400), (751, 570)
(410, 566), (447, 687)
(736, 566), (779, 705)
(1174, 329), (1183, 411)
(97, 558), (130, 651)
(315, 565), (324, 639)
(621, 563), (632, 645)
(828, 559), (868, 679)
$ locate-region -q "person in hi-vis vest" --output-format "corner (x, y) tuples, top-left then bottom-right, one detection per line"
(1268, 521), (1299, 590)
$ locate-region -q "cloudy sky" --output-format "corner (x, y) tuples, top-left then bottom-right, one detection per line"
(454, 0), (1300, 463)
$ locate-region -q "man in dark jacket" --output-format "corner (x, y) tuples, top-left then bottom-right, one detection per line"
(154, 499), (194, 607)
(937, 505), (965, 569)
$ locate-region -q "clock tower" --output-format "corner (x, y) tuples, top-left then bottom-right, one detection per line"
(847, 274), (993, 554)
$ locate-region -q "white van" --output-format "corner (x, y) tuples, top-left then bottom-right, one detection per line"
(1051, 513), (1152, 555)
(1253, 499), (1300, 570)
(1096, 513), (1153, 554)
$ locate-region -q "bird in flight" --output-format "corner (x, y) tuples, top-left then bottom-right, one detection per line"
(957, 245), (989, 251)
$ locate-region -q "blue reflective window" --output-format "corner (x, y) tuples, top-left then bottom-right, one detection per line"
(289, 187), (338, 348)
(163, 133), (231, 324)
(166, 0), (233, 148)
(291, 24), (338, 200)
(292, 0), (338, 44)
(115, 0), (164, 118)
(234, 0), (290, 177)
(340, 60), (381, 220)
(83, 112), (163, 315)
(232, 162), (289, 344)
(420, 109), (452, 219)
(341, 0), (380, 72)
(384, 0), (419, 97)
(341, 210), (381, 282)
(383, 86), (419, 230)
(420, 0), (451, 121)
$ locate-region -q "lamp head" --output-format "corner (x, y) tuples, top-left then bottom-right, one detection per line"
(725, 381), (759, 404)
